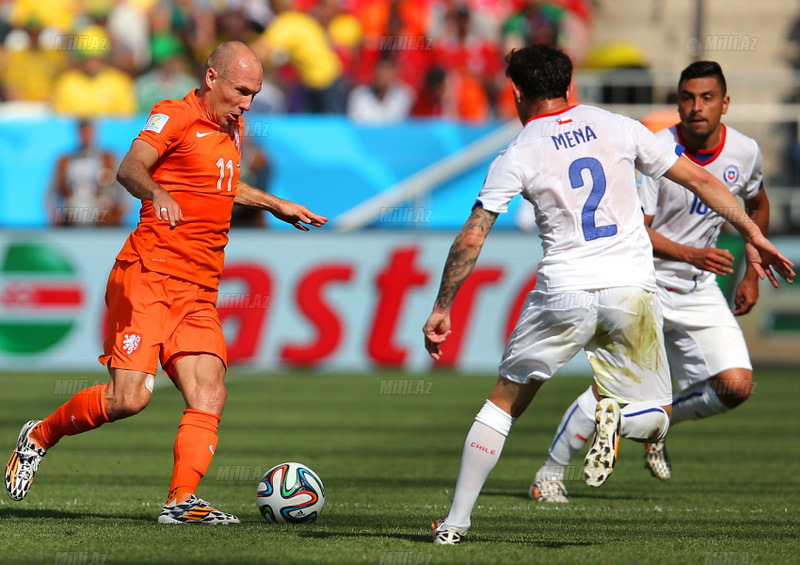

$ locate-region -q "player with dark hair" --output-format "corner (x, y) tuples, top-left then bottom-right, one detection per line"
(530, 60), (772, 502)
(5, 41), (327, 524)
(423, 45), (793, 544)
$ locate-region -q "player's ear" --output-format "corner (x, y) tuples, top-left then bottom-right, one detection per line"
(205, 67), (217, 89)
(720, 94), (730, 116)
(511, 81), (522, 104)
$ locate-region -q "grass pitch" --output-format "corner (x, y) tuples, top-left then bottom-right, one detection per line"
(0, 368), (798, 564)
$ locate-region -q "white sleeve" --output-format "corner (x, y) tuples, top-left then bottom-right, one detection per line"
(637, 169), (660, 216)
(475, 147), (523, 214)
(631, 119), (683, 180)
(743, 142), (764, 199)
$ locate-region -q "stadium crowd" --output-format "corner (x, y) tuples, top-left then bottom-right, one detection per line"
(0, 0), (595, 123)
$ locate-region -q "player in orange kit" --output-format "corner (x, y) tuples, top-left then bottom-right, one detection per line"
(5, 41), (327, 524)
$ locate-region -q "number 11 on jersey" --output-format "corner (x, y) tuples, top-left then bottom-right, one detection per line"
(216, 158), (234, 191)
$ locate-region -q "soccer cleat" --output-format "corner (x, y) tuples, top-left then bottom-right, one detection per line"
(431, 519), (465, 545)
(644, 439), (672, 481)
(583, 398), (621, 488)
(5, 420), (46, 501)
(157, 495), (240, 525)
(529, 477), (569, 503)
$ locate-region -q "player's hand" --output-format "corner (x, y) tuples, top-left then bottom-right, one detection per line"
(732, 272), (759, 316)
(153, 192), (183, 229)
(687, 246), (734, 276)
(744, 235), (795, 288)
(272, 201), (328, 231)
(423, 309), (452, 361)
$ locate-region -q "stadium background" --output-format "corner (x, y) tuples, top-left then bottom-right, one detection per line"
(1, 0), (799, 373)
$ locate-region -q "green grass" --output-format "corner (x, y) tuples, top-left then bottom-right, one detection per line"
(1, 368), (798, 564)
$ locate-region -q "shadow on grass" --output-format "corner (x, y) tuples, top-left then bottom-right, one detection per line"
(481, 489), (643, 501)
(296, 530), (427, 543)
(0, 507), (155, 522)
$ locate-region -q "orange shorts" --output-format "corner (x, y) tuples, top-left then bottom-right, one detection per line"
(98, 260), (227, 377)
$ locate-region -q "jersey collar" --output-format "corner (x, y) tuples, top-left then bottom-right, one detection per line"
(524, 105), (577, 126)
(677, 123), (727, 165)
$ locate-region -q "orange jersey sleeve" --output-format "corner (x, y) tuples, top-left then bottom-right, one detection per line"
(117, 90), (243, 290)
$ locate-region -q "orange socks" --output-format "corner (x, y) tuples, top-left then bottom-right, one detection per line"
(36, 385), (110, 450)
(166, 409), (220, 505)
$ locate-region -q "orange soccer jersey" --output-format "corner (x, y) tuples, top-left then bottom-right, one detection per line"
(116, 90), (243, 290)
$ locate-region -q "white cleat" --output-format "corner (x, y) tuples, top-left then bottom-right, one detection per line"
(157, 495), (240, 525)
(529, 477), (569, 503)
(583, 398), (621, 488)
(431, 519), (466, 545)
(5, 420), (46, 501)
(644, 439), (672, 481)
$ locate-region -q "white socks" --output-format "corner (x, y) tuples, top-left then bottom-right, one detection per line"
(537, 386), (671, 482)
(444, 401), (515, 530)
(619, 401), (670, 443)
(536, 387), (596, 482)
(671, 380), (729, 424)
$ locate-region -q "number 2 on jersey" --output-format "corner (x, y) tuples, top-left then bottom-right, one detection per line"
(568, 157), (618, 241)
(216, 158), (234, 191)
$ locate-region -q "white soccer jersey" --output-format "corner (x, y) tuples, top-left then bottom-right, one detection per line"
(477, 105), (681, 292)
(639, 124), (763, 293)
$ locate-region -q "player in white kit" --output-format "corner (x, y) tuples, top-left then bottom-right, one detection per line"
(529, 61), (774, 504)
(423, 46), (794, 545)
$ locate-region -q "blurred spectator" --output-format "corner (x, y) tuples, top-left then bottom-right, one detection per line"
(2, 18), (68, 102)
(106, 0), (153, 74)
(352, 0), (435, 91)
(231, 135), (272, 227)
(347, 55), (414, 124)
(501, 0), (591, 66)
(48, 119), (127, 227)
(9, 0), (79, 33)
(410, 64), (489, 123)
(150, 0), (216, 70)
(501, 0), (565, 53)
(433, 4), (501, 111)
(52, 25), (137, 117)
(135, 32), (197, 112)
(310, 0), (363, 83)
(251, 0), (346, 114)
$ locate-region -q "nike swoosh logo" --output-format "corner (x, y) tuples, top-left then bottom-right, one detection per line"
(209, 445), (215, 455)
(196, 131), (214, 138)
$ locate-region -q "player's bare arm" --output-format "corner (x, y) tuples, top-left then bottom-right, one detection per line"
(644, 217), (734, 276)
(423, 206), (497, 360)
(733, 189), (771, 314)
(117, 139), (183, 227)
(663, 155), (794, 286)
(234, 181), (328, 231)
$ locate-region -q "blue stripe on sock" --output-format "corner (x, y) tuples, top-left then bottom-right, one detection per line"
(625, 407), (667, 418)
(673, 391), (703, 407)
(549, 404), (580, 451)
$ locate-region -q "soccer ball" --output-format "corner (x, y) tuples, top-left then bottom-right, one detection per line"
(256, 462), (326, 523)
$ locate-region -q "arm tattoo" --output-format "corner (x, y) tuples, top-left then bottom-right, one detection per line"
(435, 207), (497, 309)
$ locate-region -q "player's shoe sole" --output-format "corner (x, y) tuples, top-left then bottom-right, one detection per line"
(583, 398), (621, 488)
(644, 439), (672, 481)
(431, 519), (465, 545)
(5, 420), (46, 501)
(157, 495), (240, 525)
(529, 477), (569, 503)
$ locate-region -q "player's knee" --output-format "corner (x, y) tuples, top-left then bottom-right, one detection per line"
(719, 386), (751, 408)
(106, 390), (151, 421)
(620, 403), (669, 442)
(185, 381), (227, 414)
(712, 376), (752, 408)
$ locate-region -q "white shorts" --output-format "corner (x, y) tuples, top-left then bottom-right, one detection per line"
(499, 286), (672, 406)
(658, 284), (751, 392)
